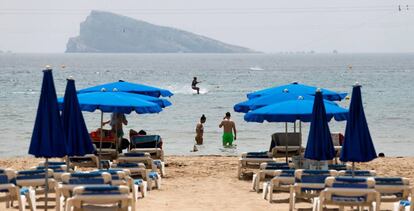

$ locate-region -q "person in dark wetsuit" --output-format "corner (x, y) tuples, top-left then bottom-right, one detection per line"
(192, 77), (201, 94)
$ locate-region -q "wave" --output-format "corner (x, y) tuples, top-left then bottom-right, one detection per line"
(167, 84), (209, 95)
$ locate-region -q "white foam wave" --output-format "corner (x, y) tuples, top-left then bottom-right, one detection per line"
(167, 84), (209, 95)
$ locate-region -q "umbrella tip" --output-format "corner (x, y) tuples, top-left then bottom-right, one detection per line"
(292, 81), (299, 84)
(119, 80), (125, 82)
(316, 88), (322, 92)
(283, 88), (289, 93)
(101, 88), (107, 92)
(67, 76), (74, 80)
(354, 82), (361, 87)
(298, 95), (304, 100)
(113, 88), (118, 92)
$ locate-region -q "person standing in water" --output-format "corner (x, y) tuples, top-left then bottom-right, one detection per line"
(219, 112), (237, 146)
(191, 77), (201, 94)
(195, 114), (206, 145)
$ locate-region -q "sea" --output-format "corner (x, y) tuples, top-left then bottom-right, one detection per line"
(0, 53), (413, 157)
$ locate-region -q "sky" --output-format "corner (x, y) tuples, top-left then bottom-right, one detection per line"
(0, 0), (413, 53)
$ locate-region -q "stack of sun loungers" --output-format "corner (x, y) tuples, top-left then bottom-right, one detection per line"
(0, 154), (167, 211)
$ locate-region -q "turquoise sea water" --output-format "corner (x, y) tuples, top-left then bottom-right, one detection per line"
(0, 53), (413, 157)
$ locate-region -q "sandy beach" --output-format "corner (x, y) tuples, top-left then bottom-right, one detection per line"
(1, 155), (413, 210)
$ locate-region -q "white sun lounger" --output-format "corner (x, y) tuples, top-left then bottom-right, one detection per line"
(66, 185), (135, 211)
(56, 172), (112, 211)
(111, 162), (161, 190)
(0, 168), (36, 211)
(31, 164), (69, 182)
(130, 148), (164, 162)
(263, 169), (296, 202)
(251, 162), (291, 192)
(289, 169), (338, 210)
(237, 152), (276, 179)
(92, 169), (147, 199)
(314, 176), (380, 211)
(117, 152), (165, 177)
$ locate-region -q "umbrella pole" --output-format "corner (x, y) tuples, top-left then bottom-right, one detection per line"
(115, 126), (119, 158)
(352, 162), (355, 178)
(299, 121), (302, 168)
(285, 122), (288, 163)
(65, 156), (70, 172)
(44, 158), (48, 211)
(99, 111), (103, 169)
(294, 121), (296, 133)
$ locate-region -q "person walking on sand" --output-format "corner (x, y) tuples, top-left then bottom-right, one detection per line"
(195, 114), (206, 145)
(219, 112), (237, 147)
(191, 77), (201, 94)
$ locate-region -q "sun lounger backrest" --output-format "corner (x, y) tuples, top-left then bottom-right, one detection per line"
(295, 169), (337, 184)
(328, 164), (350, 171)
(322, 176), (378, 204)
(91, 170), (127, 186)
(15, 169), (54, 186)
(338, 170), (376, 177)
(0, 169), (16, 185)
(130, 135), (162, 148)
(61, 172), (111, 185)
(374, 177), (410, 200)
(271, 132), (301, 149)
(326, 177), (375, 188)
(260, 162), (290, 170)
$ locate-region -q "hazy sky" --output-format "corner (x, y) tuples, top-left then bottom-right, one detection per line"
(1, 0), (413, 53)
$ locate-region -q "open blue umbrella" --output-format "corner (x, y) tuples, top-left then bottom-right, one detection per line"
(58, 91), (163, 114)
(340, 83), (377, 176)
(234, 91), (314, 113)
(58, 90), (163, 168)
(61, 78), (95, 159)
(244, 97), (348, 123)
(29, 69), (67, 210)
(304, 90), (335, 163)
(78, 80), (173, 98)
(247, 82), (347, 101)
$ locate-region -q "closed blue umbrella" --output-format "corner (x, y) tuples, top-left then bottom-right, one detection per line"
(247, 82), (347, 101)
(78, 80), (173, 98)
(340, 83), (377, 176)
(244, 97), (348, 123)
(304, 90), (335, 162)
(28, 68), (67, 210)
(234, 91), (314, 113)
(61, 78), (95, 159)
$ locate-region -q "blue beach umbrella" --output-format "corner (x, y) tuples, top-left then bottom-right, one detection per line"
(234, 91), (314, 113)
(244, 97), (348, 123)
(58, 90), (163, 168)
(340, 83), (377, 175)
(244, 95), (348, 162)
(28, 68), (67, 210)
(61, 78), (95, 159)
(247, 82), (347, 101)
(78, 80), (173, 98)
(304, 90), (336, 162)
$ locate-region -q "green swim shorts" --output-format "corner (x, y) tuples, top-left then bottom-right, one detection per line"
(222, 132), (234, 146)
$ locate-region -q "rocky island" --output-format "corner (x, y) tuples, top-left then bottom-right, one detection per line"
(66, 10), (254, 53)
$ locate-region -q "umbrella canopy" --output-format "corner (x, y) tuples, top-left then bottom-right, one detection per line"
(61, 78), (95, 156)
(78, 80), (173, 98)
(244, 96), (348, 123)
(304, 90), (335, 161)
(29, 69), (67, 157)
(234, 91), (314, 113)
(58, 91), (162, 114)
(246, 82), (347, 101)
(340, 84), (377, 162)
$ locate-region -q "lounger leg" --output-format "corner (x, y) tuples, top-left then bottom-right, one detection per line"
(289, 186), (294, 211)
(269, 182), (275, 203)
(339, 206), (344, 211)
(65, 198), (73, 211)
(142, 182), (147, 197)
(237, 160), (242, 179)
(251, 174), (257, 191)
(156, 176), (161, 189)
(160, 162), (166, 177)
(262, 182), (269, 200)
(18, 194), (26, 211)
(375, 192), (381, 211)
(27, 188), (36, 211)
